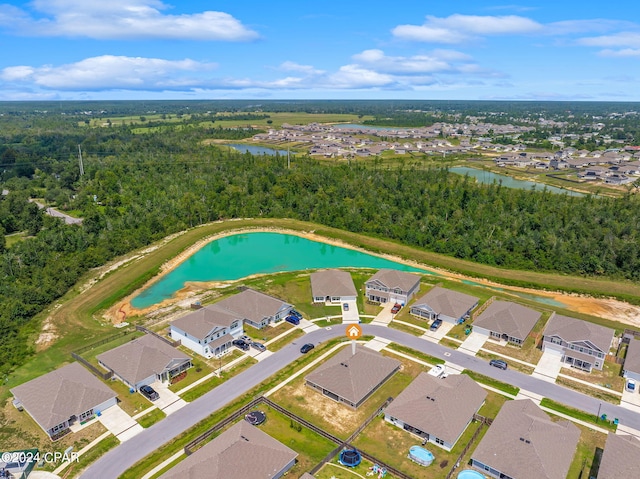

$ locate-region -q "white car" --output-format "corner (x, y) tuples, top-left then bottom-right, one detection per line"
(428, 364), (447, 378)
(627, 378), (636, 393)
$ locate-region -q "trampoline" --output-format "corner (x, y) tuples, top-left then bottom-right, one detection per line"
(244, 410), (266, 425)
(457, 470), (486, 479)
(408, 445), (434, 466)
(339, 448), (362, 467)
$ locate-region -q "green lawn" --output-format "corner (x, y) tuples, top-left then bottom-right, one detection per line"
(566, 425), (607, 479)
(138, 408), (166, 428)
(243, 320), (294, 342)
(268, 328), (306, 352)
(180, 357), (257, 402)
(461, 370), (519, 397)
(540, 398), (617, 432)
(385, 343), (445, 365)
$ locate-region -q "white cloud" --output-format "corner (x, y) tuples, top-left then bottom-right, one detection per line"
(598, 48), (640, 57)
(0, 55), (217, 90)
(578, 32), (640, 48)
(327, 65), (397, 89)
(0, 0), (258, 40)
(278, 61), (325, 75)
(392, 14), (541, 43)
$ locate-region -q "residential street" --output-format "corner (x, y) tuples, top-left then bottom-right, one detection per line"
(80, 324), (639, 479)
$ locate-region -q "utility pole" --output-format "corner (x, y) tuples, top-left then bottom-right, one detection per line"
(78, 145), (84, 177)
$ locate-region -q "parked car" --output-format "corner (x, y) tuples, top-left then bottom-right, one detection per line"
(285, 315), (300, 325)
(391, 303), (401, 314)
(300, 343), (315, 354)
(343, 303), (349, 311)
(489, 359), (508, 370)
(240, 335), (252, 343)
(251, 342), (267, 352)
(627, 378), (636, 393)
(290, 310), (302, 319)
(233, 339), (250, 351)
(430, 319), (443, 331)
(427, 364), (446, 378)
(139, 385), (159, 401)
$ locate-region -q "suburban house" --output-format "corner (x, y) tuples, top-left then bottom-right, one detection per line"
(216, 288), (293, 330)
(10, 362), (117, 439)
(384, 372), (487, 451)
(170, 303), (243, 359)
(597, 433), (640, 478)
(97, 334), (192, 391)
(541, 314), (614, 373)
(158, 420), (298, 479)
(364, 269), (421, 305)
(410, 286), (479, 324)
(305, 345), (401, 409)
(471, 399), (580, 479)
(623, 337), (640, 383)
(472, 301), (542, 346)
(310, 269), (357, 304)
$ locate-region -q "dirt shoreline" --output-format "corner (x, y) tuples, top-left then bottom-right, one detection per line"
(107, 227), (640, 328)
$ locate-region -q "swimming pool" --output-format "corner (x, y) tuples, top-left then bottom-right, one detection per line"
(408, 446), (434, 466)
(457, 469), (486, 479)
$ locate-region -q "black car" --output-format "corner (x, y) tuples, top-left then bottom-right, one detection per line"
(489, 359), (508, 370)
(251, 342), (267, 352)
(233, 339), (250, 351)
(300, 343), (315, 354)
(430, 319), (443, 331)
(139, 385), (159, 401)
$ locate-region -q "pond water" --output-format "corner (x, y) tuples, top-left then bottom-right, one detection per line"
(449, 166), (585, 196)
(131, 232), (434, 309)
(226, 144), (290, 156)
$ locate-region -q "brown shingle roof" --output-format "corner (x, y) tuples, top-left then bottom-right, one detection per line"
(158, 420), (298, 479)
(305, 345), (400, 406)
(412, 286), (479, 319)
(97, 334), (190, 386)
(543, 314), (614, 353)
(472, 399), (580, 479)
(366, 269), (420, 292)
(10, 362), (117, 431)
(310, 269), (357, 298)
(598, 433), (640, 479)
(473, 301), (541, 341)
(171, 303), (241, 340)
(624, 338), (640, 374)
(384, 373), (486, 445)
(217, 289), (292, 324)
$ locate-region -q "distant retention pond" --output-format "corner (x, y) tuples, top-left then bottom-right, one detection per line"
(131, 232), (433, 309)
(226, 144), (290, 156)
(449, 166), (585, 196)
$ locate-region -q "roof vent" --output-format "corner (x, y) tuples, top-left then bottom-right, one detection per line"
(241, 435), (250, 442)
(519, 437), (525, 442)
(525, 440), (531, 444)
(340, 362), (348, 367)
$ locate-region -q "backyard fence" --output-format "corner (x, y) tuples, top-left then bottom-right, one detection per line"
(135, 325), (179, 347)
(444, 417), (489, 479)
(73, 329), (134, 355)
(71, 352), (113, 380)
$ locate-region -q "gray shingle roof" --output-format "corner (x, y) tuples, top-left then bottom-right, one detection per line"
(158, 420), (298, 479)
(543, 314), (614, 353)
(472, 399), (580, 479)
(10, 362), (117, 431)
(97, 334), (190, 386)
(171, 303), (240, 340)
(473, 301), (541, 341)
(412, 286), (479, 319)
(305, 345), (401, 406)
(217, 289), (292, 324)
(624, 338), (640, 374)
(598, 433), (640, 479)
(366, 269), (420, 293)
(310, 269), (357, 298)
(384, 372), (486, 445)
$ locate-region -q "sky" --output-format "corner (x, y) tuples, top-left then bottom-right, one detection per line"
(0, 1), (639, 101)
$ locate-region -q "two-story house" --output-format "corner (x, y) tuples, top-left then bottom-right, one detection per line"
(364, 269), (421, 305)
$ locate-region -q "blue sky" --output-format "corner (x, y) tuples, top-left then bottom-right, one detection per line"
(0, 1), (639, 101)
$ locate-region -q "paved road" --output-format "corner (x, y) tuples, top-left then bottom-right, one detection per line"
(30, 199), (83, 225)
(81, 325), (640, 479)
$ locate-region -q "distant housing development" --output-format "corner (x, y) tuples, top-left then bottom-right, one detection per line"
(365, 269), (420, 305)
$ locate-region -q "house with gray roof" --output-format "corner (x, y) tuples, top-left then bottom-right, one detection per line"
(472, 301), (542, 346)
(158, 420), (297, 479)
(542, 314), (614, 373)
(170, 303), (243, 358)
(305, 345), (401, 409)
(97, 334), (192, 391)
(217, 288), (293, 330)
(623, 337), (640, 383)
(310, 269), (357, 304)
(410, 286), (479, 325)
(11, 362), (117, 439)
(471, 399), (580, 479)
(384, 372), (486, 451)
(365, 269), (421, 306)
(598, 433), (640, 479)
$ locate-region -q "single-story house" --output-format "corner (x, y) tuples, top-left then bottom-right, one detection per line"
(170, 303), (243, 358)
(597, 433), (640, 478)
(365, 269), (421, 305)
(11, 362), (117, 439)
(472, 300), (542, 346)
(305, 345), (401, 409)
(471, 399), (580, 479)
(217, 289), (293, 329)
(158, 420), (298, 479)
(97, 334), (192, 391)
(310, 269), (357, 304)
(542, 314), (614, 373)
(384, 372), (486, 451)
(623, 337), (640, 383)
(410, 286), (479, 324)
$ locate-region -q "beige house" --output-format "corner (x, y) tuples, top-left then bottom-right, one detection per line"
(310, 269), (357, 303)
(410, 286), (479, 324)
(598, 433), (640, 478)
(365, 269), (421, 305)
(217, 288), (293, 329)
(473, 301), (541, 346)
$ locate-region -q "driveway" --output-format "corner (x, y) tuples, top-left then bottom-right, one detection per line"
(370, 302), (394, 326)
(457, 331), (488, 355)
(532, 350), (563, 382)
(421, 322), (455, 343)
(151, 382), (187, 415)
(341, 300), (360, 323)
(97, 405), (143, 442)
(297, 318), (320, 332)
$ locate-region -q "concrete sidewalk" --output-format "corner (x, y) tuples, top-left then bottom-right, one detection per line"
(457, 332), (488, 355)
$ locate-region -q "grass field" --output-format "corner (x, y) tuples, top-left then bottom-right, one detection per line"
(461, 370), (519, 397)
(540, 398), (618, 432)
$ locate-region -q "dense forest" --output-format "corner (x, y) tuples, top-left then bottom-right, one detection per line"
(2, 101), (640, 376)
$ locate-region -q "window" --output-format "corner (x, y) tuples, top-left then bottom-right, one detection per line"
(435, 438), (444, 445)
(550, 336), (562, 345)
